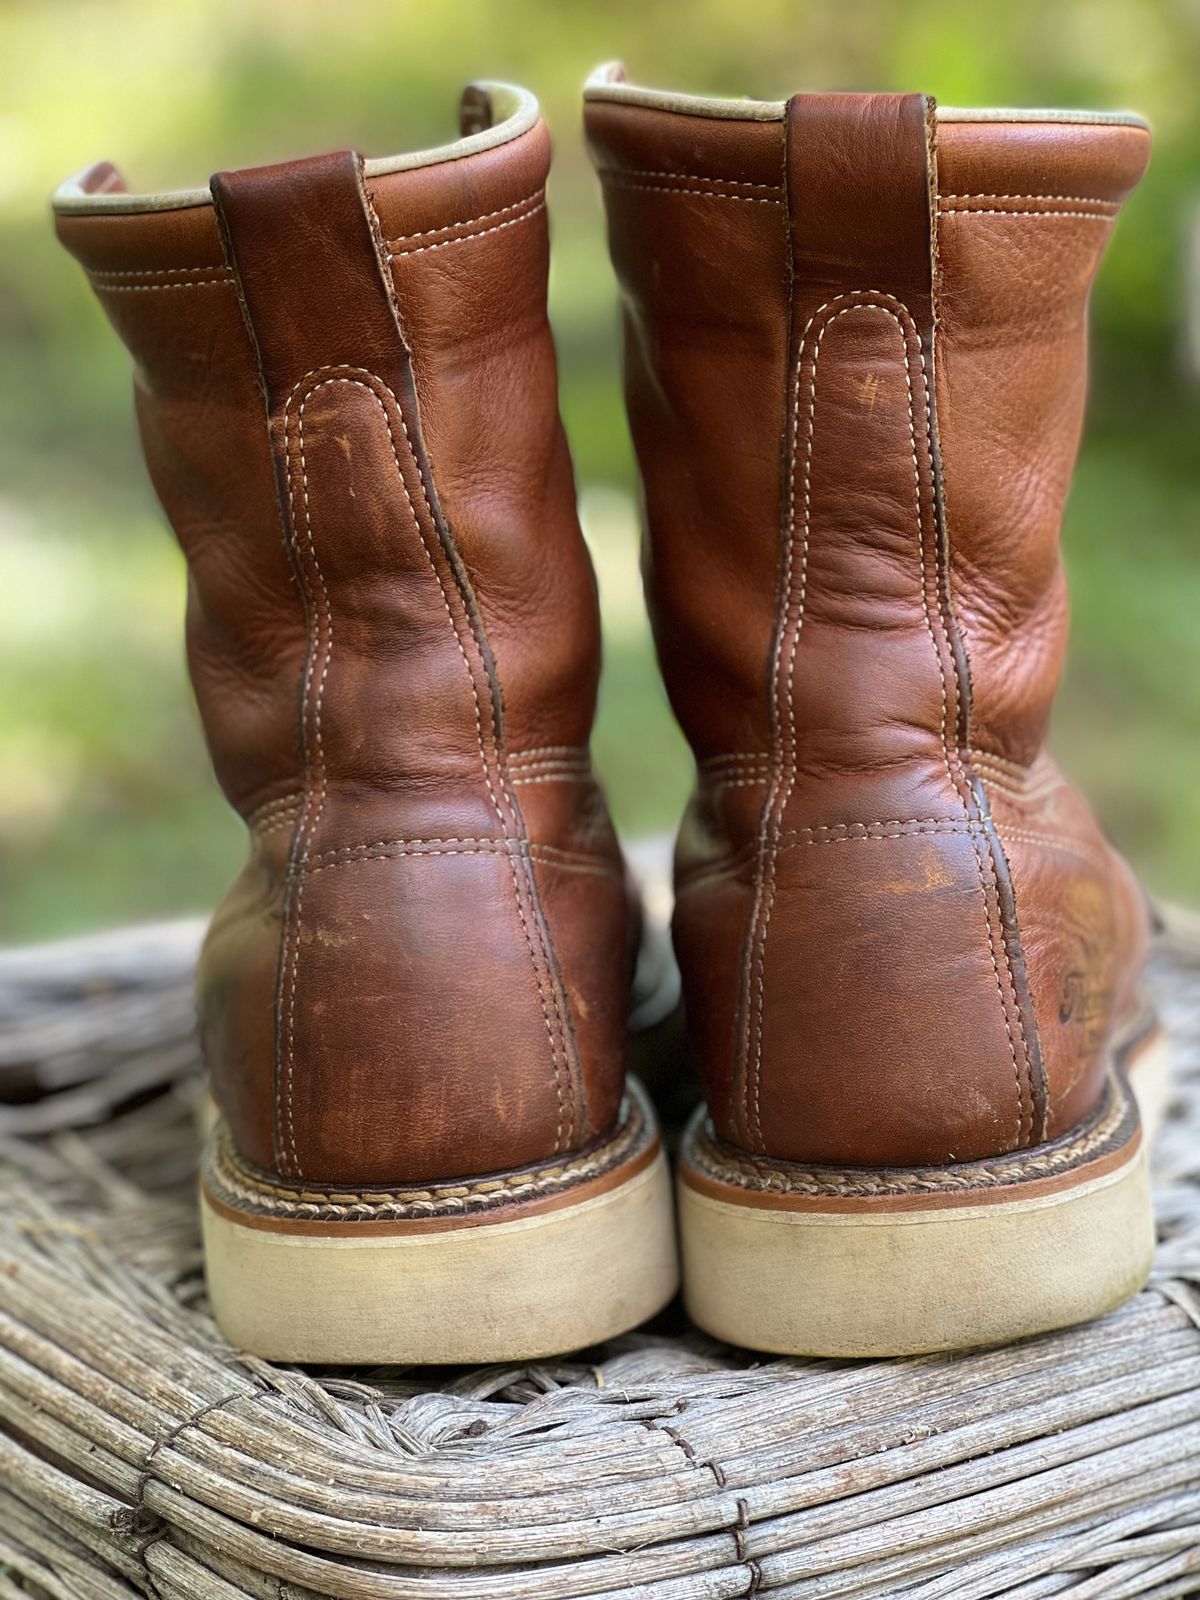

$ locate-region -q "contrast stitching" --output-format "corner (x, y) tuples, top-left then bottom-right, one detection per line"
(743, 290), (1027, 1152)
(938, 207), (1115, 221)
(275, 376), (341, 1178)
(302, 834), (622, 880)
(971, 747), (1031, 778)
(245, 793), (304, 827)
(207, 1090), (645, 1219)
(388, 204), (545, 258)
(906, 285), (1031, 1144)
(90, 279), (234, 293)
(511, 772), (592, 786)
(995, 826), (1109, 875)
(87, 263), (231, 280)
(688, 1071), (1134, 1197)
(599, 175), (782, 206)
(509, 744), (590, 763)
(302, 368), (569, 1152)
(507, 756), (592, 773)
(597, 166), (782, 194)
(939, 192), (1118, 207)
(254, 815), (301, 840)
(747, 295), (950, 1149)
(676, 816), (1108, 902)
(306, 850), (621, 882)
(781, 816), (975, 840)
(280, 366), (572, 1153)
(385, 189), (543, 248)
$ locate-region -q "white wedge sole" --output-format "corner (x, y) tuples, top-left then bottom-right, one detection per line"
(678, 1030), (1167, 1358)
(201, 1078), (679, 1364)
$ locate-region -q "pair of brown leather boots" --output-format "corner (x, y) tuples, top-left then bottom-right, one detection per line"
(56, 68), (1166, 1362)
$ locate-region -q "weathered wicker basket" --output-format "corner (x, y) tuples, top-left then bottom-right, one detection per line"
(1, 907), (1199, 1599)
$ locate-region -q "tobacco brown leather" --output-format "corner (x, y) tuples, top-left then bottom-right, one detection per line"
(586, 74), (1152, 1166)
(57, 90), (633, 1185)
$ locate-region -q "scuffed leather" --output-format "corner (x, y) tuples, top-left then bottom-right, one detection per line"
(587, 85), (1152, 1167)
(57, 105), (631, 1185)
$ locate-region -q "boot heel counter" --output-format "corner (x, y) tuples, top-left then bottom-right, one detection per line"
(201, 841), (603, 1187)
(680, 826), (1044, 1167)
(198, 850), (285, 1175)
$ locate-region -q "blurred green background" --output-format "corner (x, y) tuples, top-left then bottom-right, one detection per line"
(1, 0), (1198, 940)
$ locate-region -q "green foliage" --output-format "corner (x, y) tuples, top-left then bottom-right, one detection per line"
(1, 0), (1198, 937)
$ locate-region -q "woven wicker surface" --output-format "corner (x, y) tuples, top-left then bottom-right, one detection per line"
(1, 913), (1199, 1599)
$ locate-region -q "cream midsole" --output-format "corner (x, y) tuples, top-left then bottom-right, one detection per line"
(202, 1148), (679, 1364)
(679, 1142), (1154, 1358)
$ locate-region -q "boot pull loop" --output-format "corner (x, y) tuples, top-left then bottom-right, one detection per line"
(782, 91), (936, 330)
(211, 149), (413, 403)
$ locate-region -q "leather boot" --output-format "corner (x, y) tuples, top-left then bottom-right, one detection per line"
(55, 83), (678, 1364)
(586, 66), (1162, 1355)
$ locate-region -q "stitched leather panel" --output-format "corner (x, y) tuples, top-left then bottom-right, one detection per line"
(588, 90), (1151, 1166)
(57, 118), (630, 1184)
(933, 117), (1152, 1138)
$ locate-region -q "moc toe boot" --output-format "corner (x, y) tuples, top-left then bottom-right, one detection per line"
(55, 83), (679, 1364)
(585, 66), (1160, 1356)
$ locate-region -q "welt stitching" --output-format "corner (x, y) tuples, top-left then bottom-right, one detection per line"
(691, 1071), (1131, 1195)
(207, 1091), (643, 1217)
(388, 204), (545, 259)
(599, 175), (782, 206)
(287, 366), (571, 1152)
(598, 166), (783, 194)
(385, 189), (543, 247)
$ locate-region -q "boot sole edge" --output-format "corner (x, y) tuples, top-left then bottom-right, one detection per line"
(677, 1038), (1166, 1358)
(200, 1083), (679, 1364)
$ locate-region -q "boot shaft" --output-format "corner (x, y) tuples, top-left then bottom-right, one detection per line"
(57, 87), (631, 1184)
(586, 71), (1150, 1164)
(585, 71), (1149, 769)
